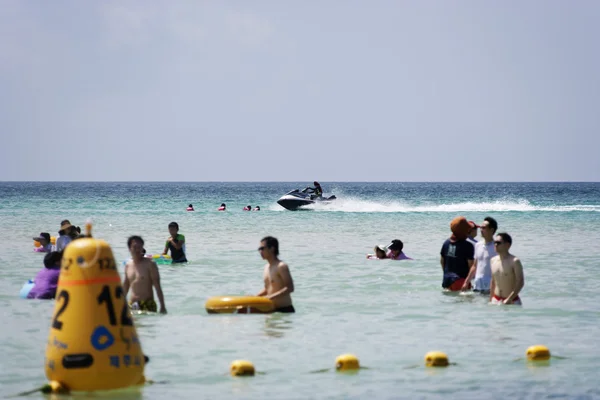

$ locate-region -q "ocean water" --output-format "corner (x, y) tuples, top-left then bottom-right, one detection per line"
(1, 182), (599, 399)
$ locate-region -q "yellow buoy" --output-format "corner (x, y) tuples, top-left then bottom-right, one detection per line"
(526, 345), (551, 361)
(230, 360), (255, 376)
(44, 235), (146, 392)
(425, 351), (449, 367)
(335, 354), (360, 371)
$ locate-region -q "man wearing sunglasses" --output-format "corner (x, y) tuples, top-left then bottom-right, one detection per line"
(462, 216), (498, 294)
(256, 236), (295, 313)
(490, 233), (524, 305)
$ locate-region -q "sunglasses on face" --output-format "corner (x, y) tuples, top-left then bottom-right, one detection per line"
(494, 241), (504, 245)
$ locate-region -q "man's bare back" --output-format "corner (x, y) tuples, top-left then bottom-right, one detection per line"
(262, 260), (294, 309)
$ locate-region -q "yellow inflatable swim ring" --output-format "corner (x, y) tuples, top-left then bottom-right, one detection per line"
(34, 236), (57, 247)
(205, 296), (275, 314)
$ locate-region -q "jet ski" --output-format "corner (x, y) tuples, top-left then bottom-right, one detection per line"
(277, 188), (337, 211)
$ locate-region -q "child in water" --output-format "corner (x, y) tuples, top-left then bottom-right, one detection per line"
(162, 222), (187, 263)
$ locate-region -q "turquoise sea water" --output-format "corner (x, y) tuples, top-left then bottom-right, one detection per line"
(1, 182), (600, 399)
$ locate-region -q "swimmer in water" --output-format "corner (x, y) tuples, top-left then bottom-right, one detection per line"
(123, 236), (167, 313)
(255, 236), (295, 313)
(366, 245), (388, 259)
(489, 233), (524, 305)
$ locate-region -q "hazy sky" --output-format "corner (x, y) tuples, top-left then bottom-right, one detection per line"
(1, 1), (599, 181)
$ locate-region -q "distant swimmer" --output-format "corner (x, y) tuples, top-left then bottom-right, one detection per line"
(463, 217), (498, 293)
(303, 181), (323, 200)
(490, 233), (524, 305)
(218, 203), (226, 211)
(256, 236), (295, 313)
(163, 221), (187, 263)
(243, 205), (251, 211)
(253, 206), (260, 211)
(386, 239), (412, 260)
(440, 216), (474, 291)
(366, 244), (388, 260)
(187, 204), (194, 211)
(123, 235), (167, 313)
(33, 232), (52, 253)
(54, 220), (74, 251)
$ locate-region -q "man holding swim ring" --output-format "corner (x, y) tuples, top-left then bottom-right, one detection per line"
(123, 235), (167, 314)
(490, 233), (524, 305)
(256, 236), (295, 313)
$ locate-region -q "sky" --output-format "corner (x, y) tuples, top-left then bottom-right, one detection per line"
(1, 1), (599, 182)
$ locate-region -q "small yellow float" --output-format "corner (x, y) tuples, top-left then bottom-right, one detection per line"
(205, 296), (275, 314)
(34, 236), (57, 248)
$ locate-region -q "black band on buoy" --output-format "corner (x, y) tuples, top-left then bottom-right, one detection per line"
(62, 354), (94, 369)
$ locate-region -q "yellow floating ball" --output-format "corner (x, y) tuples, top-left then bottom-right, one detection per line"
(526, 345), (551, 361)
(335, 354), (360, 371)
(230, 360), (255, 377)
(425, 351), (449, 367)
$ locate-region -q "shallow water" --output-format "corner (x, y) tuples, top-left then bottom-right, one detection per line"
(1, 182), (600, 399)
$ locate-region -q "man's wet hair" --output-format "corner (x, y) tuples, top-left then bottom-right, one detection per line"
(44, 251), (63, 269)
(484, 216), (498, 233)
(496, 232), (512, 245)
(388, 239), (403, 252)
(261, 236), (279, 256)
(168, 222), (179, 230)
(127, 235), (145, 249)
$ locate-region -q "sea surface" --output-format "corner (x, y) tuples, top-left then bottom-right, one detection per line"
(1, 182), (599, 400)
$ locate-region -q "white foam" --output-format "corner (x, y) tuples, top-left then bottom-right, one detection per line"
(276, 197), (600, 213)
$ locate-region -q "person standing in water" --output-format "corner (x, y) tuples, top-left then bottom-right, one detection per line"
(123, 235), (167, 313)
(462, 216), (498, 293)
(256, 236), (295, 313)
(162, 221), (187, 263)
(490, 233), (524, 305)
(440, 216), (475, 291)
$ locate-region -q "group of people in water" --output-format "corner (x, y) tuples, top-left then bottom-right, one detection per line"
(186, 203), (261, 212)
(364, 215), (524, 305)
(28, 211), (525, 313)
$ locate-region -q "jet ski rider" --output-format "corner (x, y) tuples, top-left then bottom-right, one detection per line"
(303, 181), (323, 200)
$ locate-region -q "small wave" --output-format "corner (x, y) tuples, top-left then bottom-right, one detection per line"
(274, 198), (600, 213)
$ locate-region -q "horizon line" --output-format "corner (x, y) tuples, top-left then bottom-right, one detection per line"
(1, 180), (599, 184)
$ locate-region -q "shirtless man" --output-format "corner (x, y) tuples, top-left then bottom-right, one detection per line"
(123, 235), (167, 313)
(256, 236), (295, 313)
(489, 233), (524, 305)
